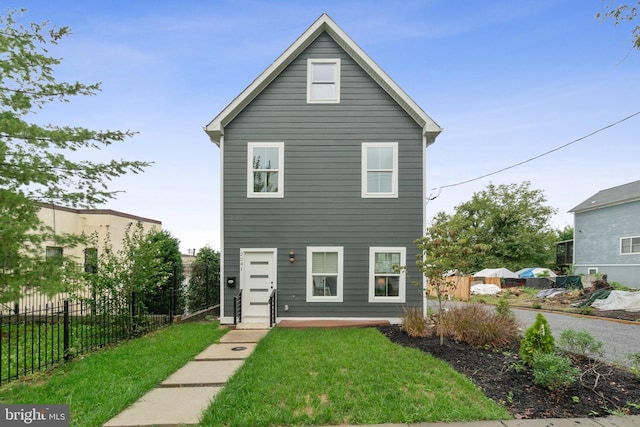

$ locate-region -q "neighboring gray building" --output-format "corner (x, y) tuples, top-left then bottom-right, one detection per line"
(205, 14), (442, 326)
(570, 180), (640, 288)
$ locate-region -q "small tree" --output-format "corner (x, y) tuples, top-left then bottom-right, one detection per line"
(519, 313), (555, 366)
(416, 214), (490, 345)
(186, 246), (220, 313)
(144, 230), (185, 314)
(85, 222), (171, 334)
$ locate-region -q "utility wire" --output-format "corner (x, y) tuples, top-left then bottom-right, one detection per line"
(428, 110), (640, 200)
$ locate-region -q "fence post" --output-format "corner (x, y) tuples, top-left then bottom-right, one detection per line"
(171, 263), (177, 322)
(63, 300), (70, 361)
(205, 263), (210, 307)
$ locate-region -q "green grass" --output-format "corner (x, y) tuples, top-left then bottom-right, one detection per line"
(200, 328), (511, 426)
(1, 321), (128, 382)
(0, 321), (226, 427)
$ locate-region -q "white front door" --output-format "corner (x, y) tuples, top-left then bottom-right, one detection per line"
(240, 249), (277, 320)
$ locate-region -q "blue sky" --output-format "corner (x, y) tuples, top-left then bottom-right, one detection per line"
(7, 0), (639, 252)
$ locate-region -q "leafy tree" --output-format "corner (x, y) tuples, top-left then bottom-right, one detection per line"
(144, 230), (185, 314)
(430, 182), (557, 272)
(186, 246), (220, 313)
(85, 222), (171, 334)
(0, 9), (150, 302)
(415, 218), (490, 345)
(555, 225), (574, 242)
(597, 1), (640, 50)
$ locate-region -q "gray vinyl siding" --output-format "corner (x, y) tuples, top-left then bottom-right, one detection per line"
(222, 32), (425, 318)
(574, 200), (640, 288)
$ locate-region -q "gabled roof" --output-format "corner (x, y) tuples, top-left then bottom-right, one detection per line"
(204, 13), (442, 146)
(570, 180), (640, 213)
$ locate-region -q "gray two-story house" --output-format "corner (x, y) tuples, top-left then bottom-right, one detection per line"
(571, 180), (640, 288)
(205, 14), (442, 326)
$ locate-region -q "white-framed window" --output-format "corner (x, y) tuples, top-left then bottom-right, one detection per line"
(307, 58), (340, 103)
(247, 142), (284, 198)
(306, 246), (343, 302)
(368, 247), (406, 303)
(587, 267), (599, 275)
(361, 142), (398, 198)
(621, 236), (640, 254)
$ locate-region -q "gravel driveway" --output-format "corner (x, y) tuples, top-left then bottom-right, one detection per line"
(512, 307), (640, 367)
(428, 301), (640, 367)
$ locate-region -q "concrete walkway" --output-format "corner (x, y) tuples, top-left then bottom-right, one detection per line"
(103, 328), (268, 427)
(102, 321), (640, 427)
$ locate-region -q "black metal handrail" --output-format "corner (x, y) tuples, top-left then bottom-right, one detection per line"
(233, 290), (242, 326)
(268, 289), (277, 328)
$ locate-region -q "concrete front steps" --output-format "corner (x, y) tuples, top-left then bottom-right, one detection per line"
(103, 328), (269, 427)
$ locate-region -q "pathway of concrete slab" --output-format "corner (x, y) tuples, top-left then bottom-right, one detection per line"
(103, 328), (269, 427)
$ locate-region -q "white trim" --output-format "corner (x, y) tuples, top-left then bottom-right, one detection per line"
(247, 142), (284, 198)
(307, 58), (341, 104)
(276, 316), (403, 325)
(219, 135), (226, 321)
(422, 134), (428, 316)
(204, 13), (441, 145)
(587, 267), (599, 275)
(361, 142), (398, 198)
(368, 247), (406, 303)
(306, 246), (344, 302)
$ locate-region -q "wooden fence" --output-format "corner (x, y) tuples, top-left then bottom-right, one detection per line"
(427, 276), (501, 301)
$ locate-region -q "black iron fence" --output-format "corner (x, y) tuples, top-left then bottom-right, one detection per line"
(0, 288), (176, 385)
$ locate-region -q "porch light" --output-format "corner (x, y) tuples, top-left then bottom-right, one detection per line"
(289, 251), (295, 263)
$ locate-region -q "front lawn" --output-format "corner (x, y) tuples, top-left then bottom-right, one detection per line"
(0, 321), (226, 427)
(200, 327), (511, 426)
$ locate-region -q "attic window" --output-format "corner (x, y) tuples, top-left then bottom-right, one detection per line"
(307, 58), (340, 103)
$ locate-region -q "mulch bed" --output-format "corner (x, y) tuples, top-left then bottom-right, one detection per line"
(377, 324), (640, 419)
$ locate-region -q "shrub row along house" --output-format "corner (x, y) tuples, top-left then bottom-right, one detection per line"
(205, 14), (442, 326)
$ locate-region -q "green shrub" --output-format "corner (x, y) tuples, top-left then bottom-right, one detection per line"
(531, 302), (542, 309)
(610, 281), (633, 291)
(441, 304), (519, 349)
(401, 306), (432, 338)
(531, 352), (580, 391)
(628, 353), (640, 378)
(557, 329), (604, 359)
(495, 297), (515, 319)
(519, 313), (555, 366)
(578, 306), (594, 316)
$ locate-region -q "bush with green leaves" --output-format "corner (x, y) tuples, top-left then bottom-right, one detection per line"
(531, 352), (580, 392)
(441, 304), (520, 349)
(495, 297), (515, 319)
(519, 313), (555, 366)
(557, 329), (604, 360)
(185, 246), (220, 313)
